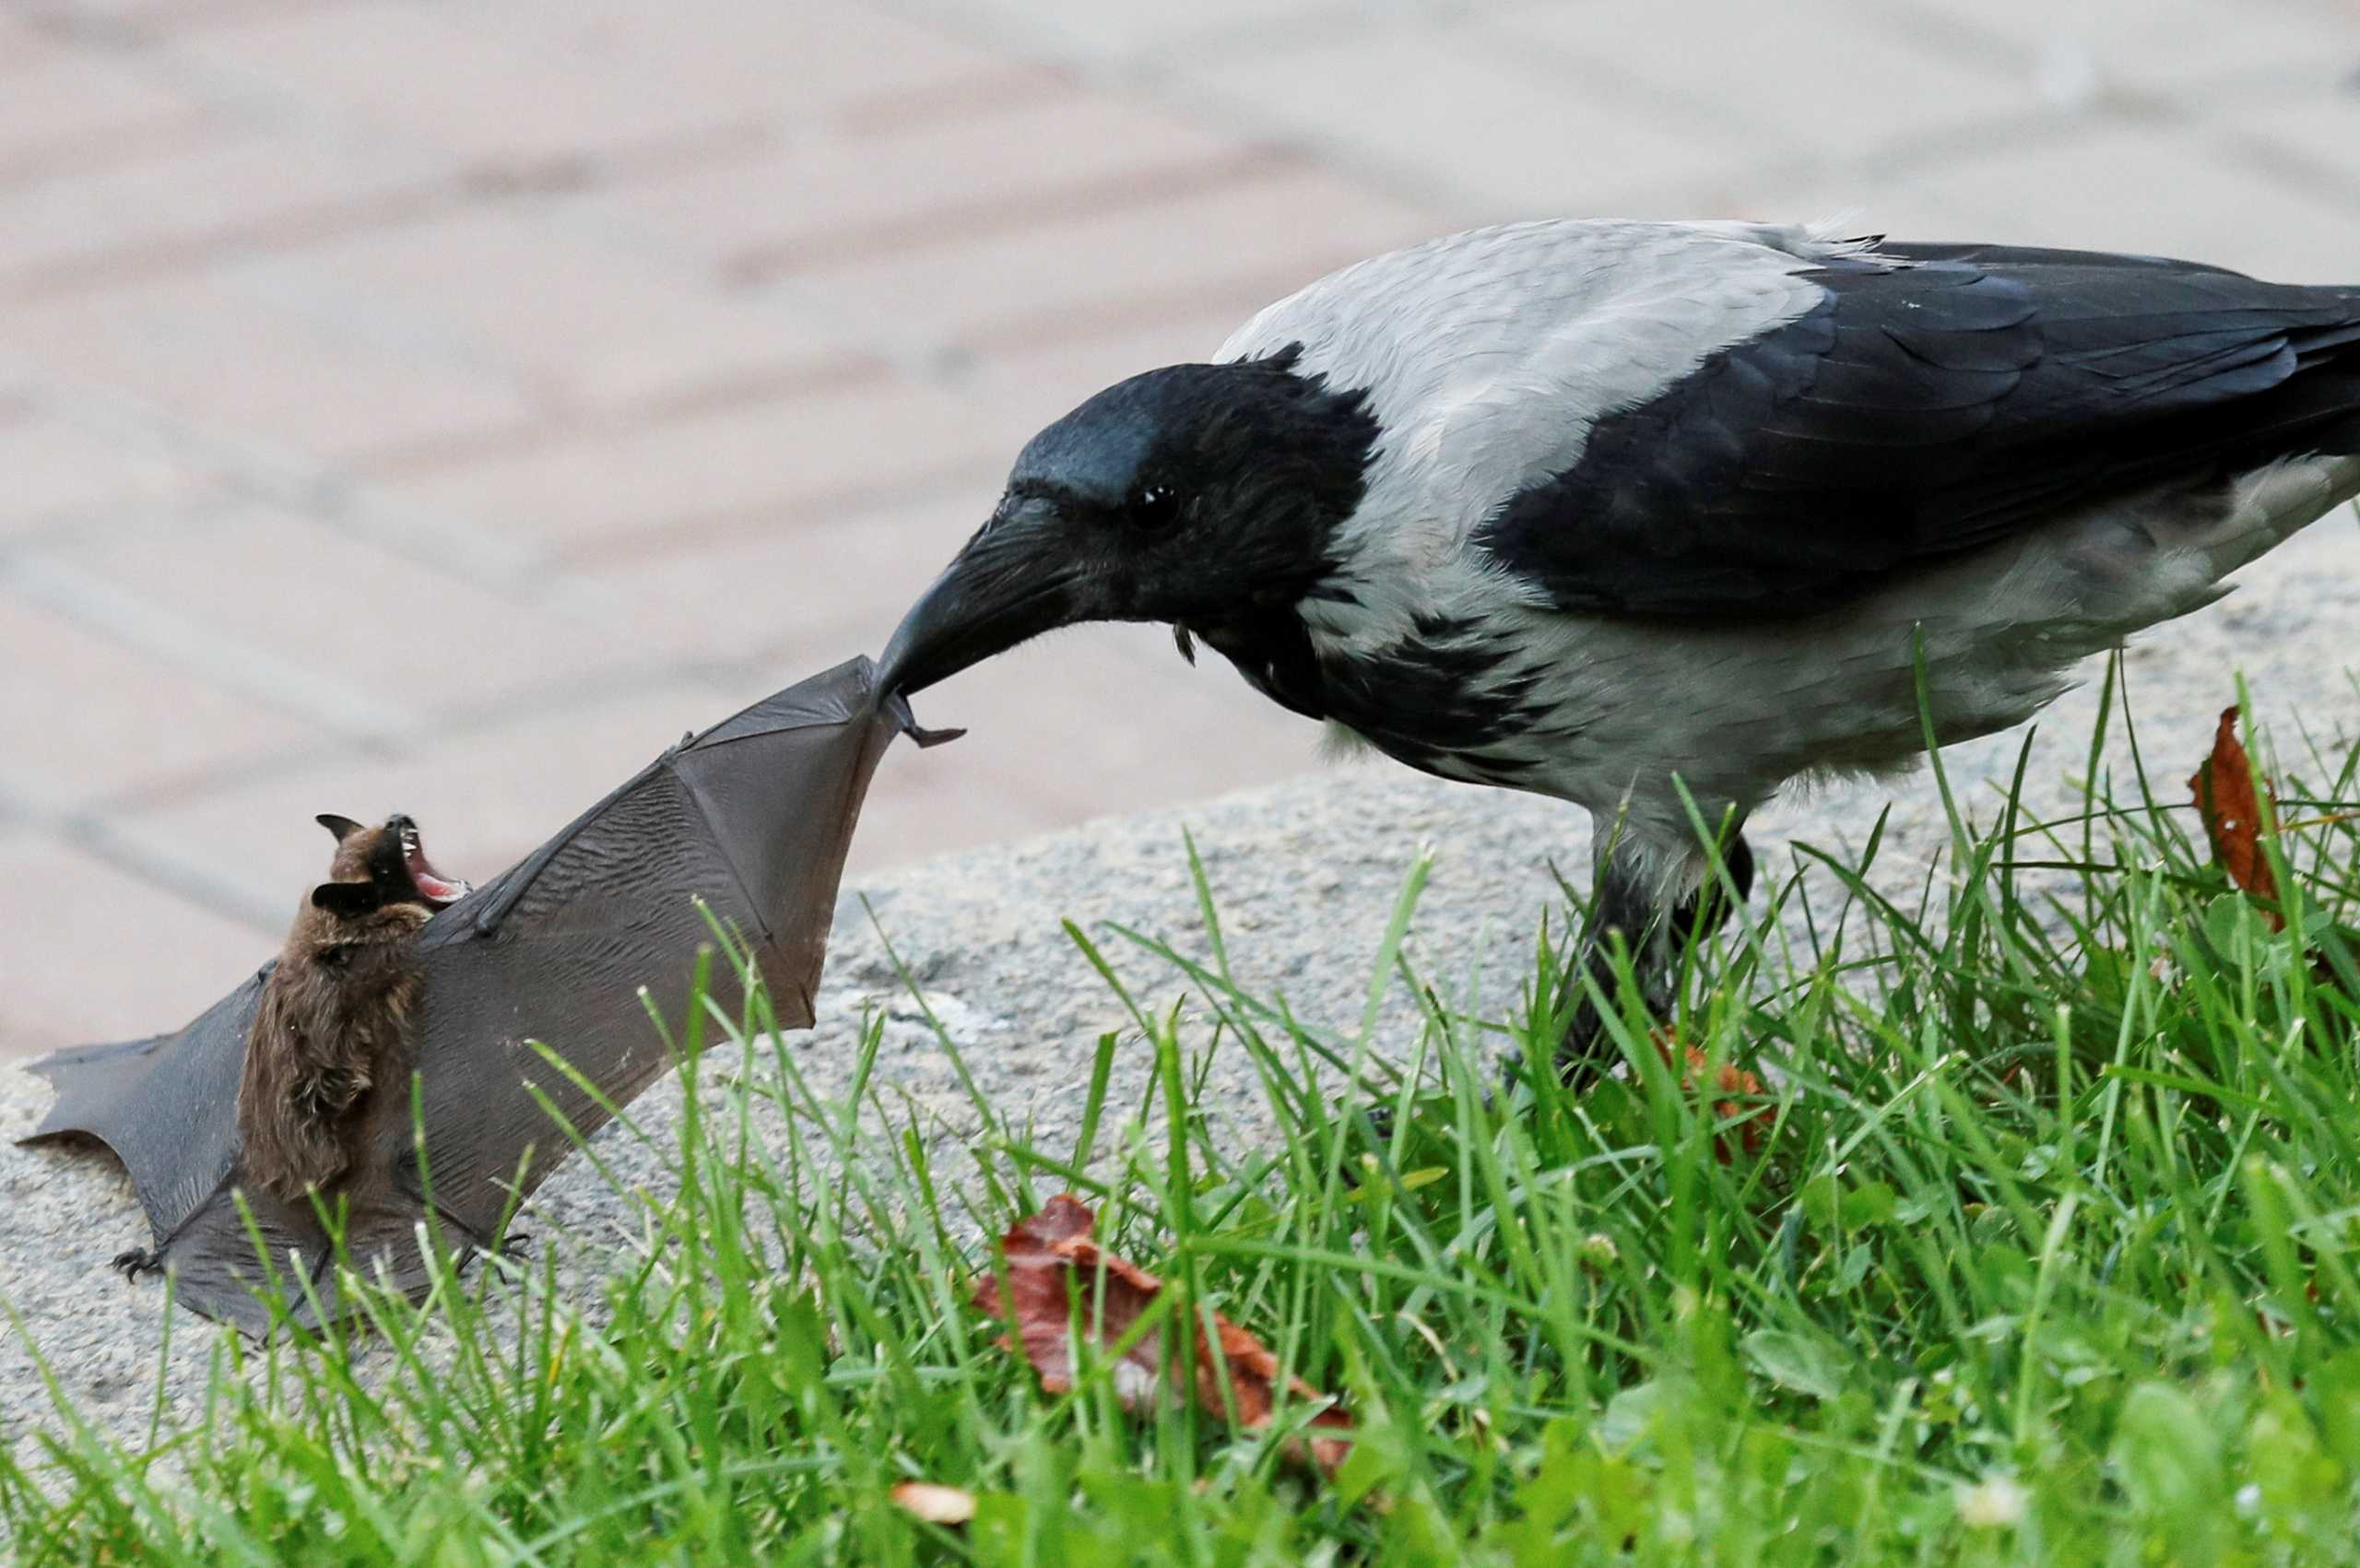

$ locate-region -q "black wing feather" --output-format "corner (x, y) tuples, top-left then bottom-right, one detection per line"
(1479, 249), (2360, 617)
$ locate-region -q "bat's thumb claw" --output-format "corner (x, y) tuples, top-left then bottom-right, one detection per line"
(883, 690), (964, 749)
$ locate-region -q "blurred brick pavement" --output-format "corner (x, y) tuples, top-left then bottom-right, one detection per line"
(2, 0), (2357, 1055)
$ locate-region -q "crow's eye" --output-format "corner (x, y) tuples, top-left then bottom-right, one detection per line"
(1127, 483), (1184, 533)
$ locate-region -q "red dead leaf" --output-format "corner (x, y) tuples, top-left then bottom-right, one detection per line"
(974, 1194), (1352, 1476)
(2189, 707), (2284, 931)
(1651, 1032), (1771, 1161)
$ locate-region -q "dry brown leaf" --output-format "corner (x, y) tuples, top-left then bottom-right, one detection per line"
(2189, 706), (2284, 931)
(890, 1481), (977, 1527)
(974, 1194), (1352, 1476)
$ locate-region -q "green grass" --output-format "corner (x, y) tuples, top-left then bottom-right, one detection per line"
(7, 678), (2360, 1565)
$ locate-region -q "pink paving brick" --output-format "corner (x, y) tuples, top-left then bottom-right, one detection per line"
(0, 833), (277, 1058)
(0, 591), (326, 810)
(0, 122), (449, 297)
(470, 0), (1022, 129)
(0, 40), (205, 187)
(369, 371), (1021, 559)
(913, 0), (1345, 62)
(2239, 93), (2360, 210)
(41, 501), (666, 722)
(178, 3), (747, 168)
(184, 0), (1005, 170)
(764, 166), (1444, 353)
(0, 13), (46, 65)
(0, 405), (224, 537)
(566, 81), (1269, 279)
(264, 207), (866, 419)
(10, 0), (319, 31)
(554, 490), (985, 670)
(1891, 0), (2360, 96)
(1166, 25), (1758, 221)
(0, 266), (537, 463)
(1491, 0), (2033, 168)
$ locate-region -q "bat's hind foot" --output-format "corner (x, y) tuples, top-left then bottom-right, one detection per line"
(111, 1246), (162, 1280)
(422, 1198), (530, 1269)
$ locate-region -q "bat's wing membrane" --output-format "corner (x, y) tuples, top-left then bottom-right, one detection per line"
(22, 973), (262, 1241)
(404, 657), (899, 1238)
(21, 657), (906, 1332)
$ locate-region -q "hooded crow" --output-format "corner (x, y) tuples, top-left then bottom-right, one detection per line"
(879, 219), (2360, 1074)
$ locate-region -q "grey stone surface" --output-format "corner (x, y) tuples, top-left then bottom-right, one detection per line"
(3, 516), (2356, 1460)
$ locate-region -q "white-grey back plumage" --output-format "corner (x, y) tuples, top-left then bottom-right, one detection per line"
(1218, 221), (1841, 560)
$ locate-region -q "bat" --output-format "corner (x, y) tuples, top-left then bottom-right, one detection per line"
(227, 812), (466, 1238)
(19, 656), (938, 1334)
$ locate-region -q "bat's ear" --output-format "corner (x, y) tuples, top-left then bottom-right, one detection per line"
(310, 880), (384, 917)
(316, 813), (365, 843)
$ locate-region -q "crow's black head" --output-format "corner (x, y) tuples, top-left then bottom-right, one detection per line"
(879, 347), (1377, 695)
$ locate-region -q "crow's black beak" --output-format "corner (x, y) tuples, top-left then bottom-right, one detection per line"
(877, 498), (1081, 697)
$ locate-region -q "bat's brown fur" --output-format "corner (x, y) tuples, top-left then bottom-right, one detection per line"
(236, 816), (441, 1204)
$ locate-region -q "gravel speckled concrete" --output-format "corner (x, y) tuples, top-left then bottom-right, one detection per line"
(3, 520), (2355, 1458)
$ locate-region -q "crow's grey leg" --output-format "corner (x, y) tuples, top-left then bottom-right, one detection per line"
(1360, 818), (1755, 1138)
(1548, 847), (1668, 1088)
(1551, 820), (1753, 1088)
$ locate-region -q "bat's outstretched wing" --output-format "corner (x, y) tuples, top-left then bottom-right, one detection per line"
(401, 655), (907, 1241)
(22, 656), (915, 1332)
(22, 973), (259, 1243)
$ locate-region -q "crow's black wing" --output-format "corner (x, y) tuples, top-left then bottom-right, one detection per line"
(1476, 251), (2360, 617)
(1871, 240), (2258, 275)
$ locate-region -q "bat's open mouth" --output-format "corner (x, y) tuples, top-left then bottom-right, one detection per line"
(399, 822), (471, 905)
